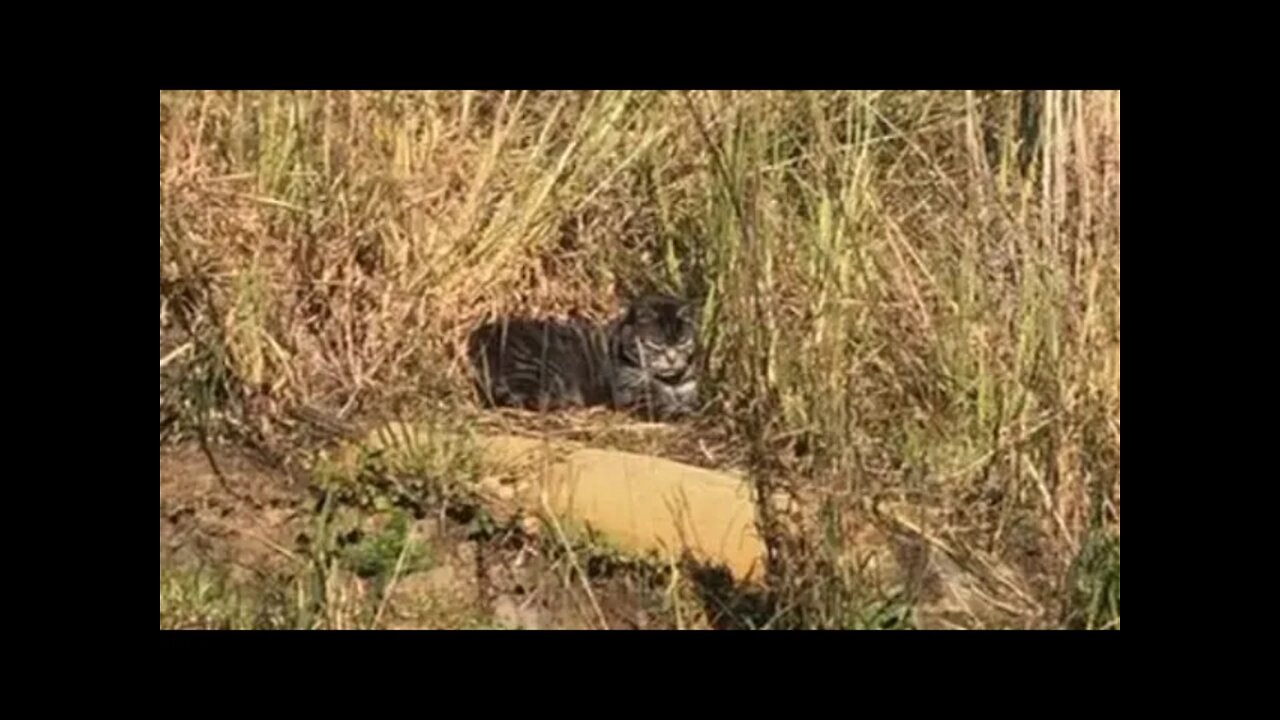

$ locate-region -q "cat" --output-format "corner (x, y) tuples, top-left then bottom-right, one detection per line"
(467, 294), (699, 421)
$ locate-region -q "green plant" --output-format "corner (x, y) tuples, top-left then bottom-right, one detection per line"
(341, 511), (431, 587)
(1064, 530), (1120, 630)
(160, 565), (304, 630)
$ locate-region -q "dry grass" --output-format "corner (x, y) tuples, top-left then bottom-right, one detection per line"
(160, 90), (1119, 629)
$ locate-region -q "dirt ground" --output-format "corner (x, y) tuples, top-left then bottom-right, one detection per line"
(160, 442), (691, 629)
(161, 432), (1043, 630)
(160, 444), (307, 584)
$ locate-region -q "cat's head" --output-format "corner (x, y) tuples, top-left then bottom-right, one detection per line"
(617, 294), (698, 379)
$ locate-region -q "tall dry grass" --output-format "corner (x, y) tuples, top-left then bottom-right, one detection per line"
(160, 90), (1119, 628)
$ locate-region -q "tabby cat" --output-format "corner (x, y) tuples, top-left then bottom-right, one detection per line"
(467, 294), (699, 421)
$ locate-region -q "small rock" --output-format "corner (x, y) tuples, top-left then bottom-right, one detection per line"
(412, 518), (441, 540)
(422, 565), (457, 594)
(455, 542), (478, 567)
(486, 563), (511, 590)
(519, 516), (542, 537)
(493, 594), (543, 630)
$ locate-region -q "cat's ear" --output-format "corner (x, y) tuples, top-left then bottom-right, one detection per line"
(631, 301), (657, 324)
(676, 301), (701, 325)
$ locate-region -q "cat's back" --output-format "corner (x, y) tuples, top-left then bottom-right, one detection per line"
(467, 315), (612, 409)
(468, 316), (600, 362)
